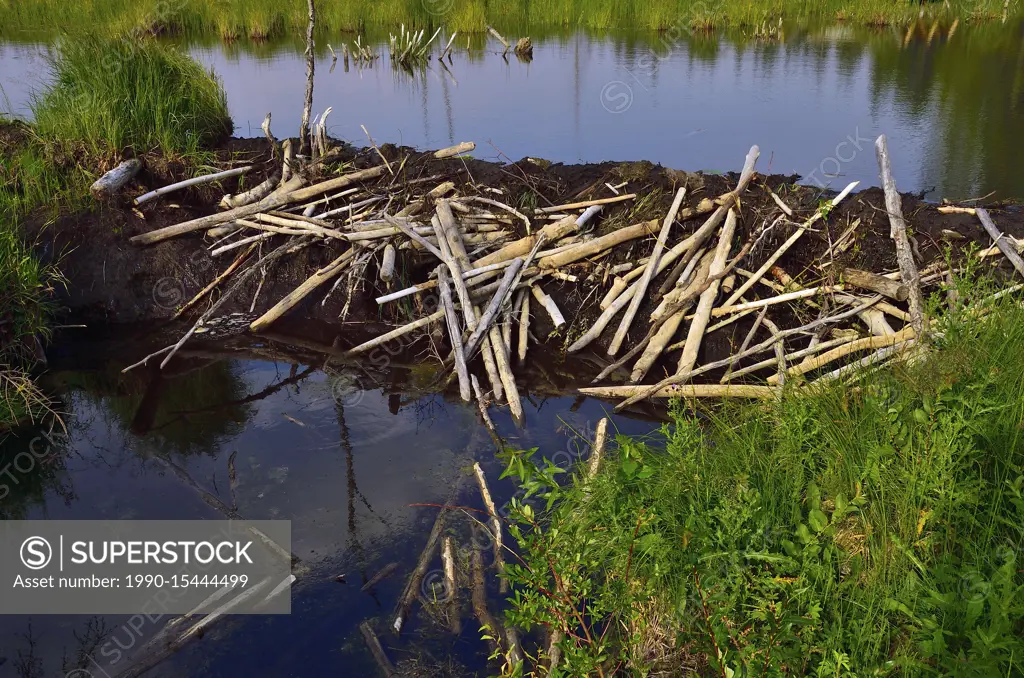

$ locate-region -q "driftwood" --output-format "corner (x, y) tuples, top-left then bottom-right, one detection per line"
(379, 244), (396, 284)
(676, 209), (738, 375)
(767, 326), (916, 384)
(438, 266), (472, 402)
(221, 171), (280, 209)
(581, 384), (780, 399)
(130, 165), (387, 245)
(517, 291), (531, 362)
(90, 158), (142, 200)
(434, 142), (476, 159)
(473, 462), (507, 592)
(609, 188), (687, 356)
(360, 562), (400, 592)
(442, 536), (460, 634)
(250, 249), (355, 332)
(843, 267), (909, 301)
(359, 622), (395, 677)
(394, 495), (450, 634)
(530, 284), (565, 328)
(874, 134), (925, 337)
(976, 207), (1024, 278)
(135, 166), (252, 205)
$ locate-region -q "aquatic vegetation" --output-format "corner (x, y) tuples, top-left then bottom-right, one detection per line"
(32, 36), (231, 158)
(498, 272), (1024, 675)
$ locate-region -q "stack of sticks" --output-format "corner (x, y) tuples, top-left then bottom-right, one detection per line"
(124, 130), (1023, 416)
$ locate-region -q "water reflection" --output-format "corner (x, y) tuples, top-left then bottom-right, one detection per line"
(0, 332), (659, 676)
(2, 22), (1022, 199)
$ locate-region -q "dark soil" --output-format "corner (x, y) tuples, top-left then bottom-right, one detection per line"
(13, 129), (1024, 389)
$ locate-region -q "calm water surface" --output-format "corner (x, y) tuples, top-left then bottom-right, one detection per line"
(0, 331), (660, 675)
(2, 22), (1023, 199)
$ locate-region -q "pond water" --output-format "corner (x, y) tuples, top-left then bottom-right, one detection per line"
(2, 21), (1023, 200)
(1, 19), (1023, 676)
(0, 329), (662, 675)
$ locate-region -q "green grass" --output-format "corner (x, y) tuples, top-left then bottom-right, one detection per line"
(498, 273), (1024, 676)
(0, 0), (1016, 40)
(0, 37), (231, 428)
(32, 35), (231, 158)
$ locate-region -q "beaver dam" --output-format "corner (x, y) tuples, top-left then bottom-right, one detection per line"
(82, 127), (1021, 408)
(36, 124), (1018, 673)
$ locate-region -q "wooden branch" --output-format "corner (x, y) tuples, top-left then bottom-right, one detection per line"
(173, 243), (257, 319)
(130, 165), (387, 245)
(539, 218), (658, 269)
(478, 305), (505, 402)
(530, 284), (565, 327)
(677, 208), (738, 375)
(438, 266), (472, 402)
(434, 141), (476, 159)
(631, 250), (713, 382)
(299, 0), (316, 155)
(91, 158), (142, 200)
(250, 249), (355, 332)
(976, 207), (1024, 278)
(842, 267), (909, 301)
(394, 490), (453, 634)
(220, 171), (280, 209)
(442, 536), (460, 633)
(517, 290), (530, 363)
(380, 244), (396, 284)
(359, 622), (395, 677)
(722, 180), (858, 307)
(581, 384), (780, 399)
(875, 134), (925, 337)
(345, 310), (444, 355)
(464, 260), (523, 358)
(470, 526), (506, 654)
(767, 326), (915, 384)
(608, 188), (687, 356)
(136, 166), (252, 205)
(472, 214), (578, 268)
(473, 462), (507, 591)
(536, 193), (636, 214)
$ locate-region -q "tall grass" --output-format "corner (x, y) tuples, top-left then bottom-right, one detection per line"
(1, 38), (230, 427)
(499, 274), (1024, 675)
(0, 0), (1015, 39)
(32, 36), (231, 158)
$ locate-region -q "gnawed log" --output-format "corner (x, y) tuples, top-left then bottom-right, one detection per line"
(842, 267), (909, 301)
(434, 142), (476, 159)
(136, 165), (252, 205)
(91, 158), (142, 200)
(581, 384), (779, 399)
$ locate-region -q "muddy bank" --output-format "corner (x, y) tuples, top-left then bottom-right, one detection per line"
(17, 132), (1024, 385)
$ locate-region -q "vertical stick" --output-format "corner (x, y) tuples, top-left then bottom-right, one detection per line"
(473, 462), (507, 593)
(609, 187), (687, 355)
(677, 209), (738, 375)
(517, 291), (530, 363)
(874, 134), (925, 337)
(300, 0), (316, 156)
(438, 266), (472, 402)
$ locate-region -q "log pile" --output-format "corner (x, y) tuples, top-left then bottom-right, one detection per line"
(124, 134), (1024, 417)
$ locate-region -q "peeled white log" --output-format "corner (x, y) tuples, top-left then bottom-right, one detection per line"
(380, 244), (397, 283)
(531, 285), (565, 327)
(676, 208), (738, 375)
(517, 291), (530, 362)
(438, 266), (472, 402)
(976, 207), (1024, 278)
(875, 134), (925, 337)
(220, 172), (280, 209)
(581, 384), (779, 399)
(346, 310), (444, 355)
(136, 165), (253, 206)
(434, 142), (476, 158)
(91, 158), (142, 200)
(631, 249), (714, 382)
(608, 187), (687, 356)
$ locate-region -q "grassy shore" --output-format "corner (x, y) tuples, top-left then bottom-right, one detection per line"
(499, 272), (1024, 675)
(0, 37), (230, 428)
(0, 0), (1015, 40)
